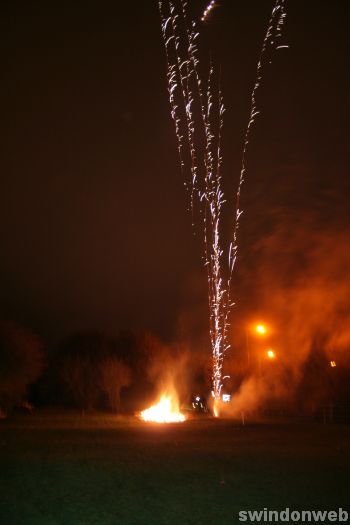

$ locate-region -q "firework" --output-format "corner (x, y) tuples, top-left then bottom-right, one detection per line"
(229, 0), (288, 276)
(201, 1), (216, 22)
(158, 0), (288, 407)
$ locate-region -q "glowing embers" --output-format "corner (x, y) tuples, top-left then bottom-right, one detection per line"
(140, 394), (186, 423)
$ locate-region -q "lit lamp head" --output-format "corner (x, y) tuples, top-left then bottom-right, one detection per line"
(256, 324), (267, 335)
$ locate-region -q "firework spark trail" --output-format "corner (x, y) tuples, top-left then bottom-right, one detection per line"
(159, 1), (193, 203)
(207, 69), (229, 401)
(224, 0), (288, 366)
(228, 0), (288, 277)
(160, 1), (208, 218)
(158, 0), (287, 405)
(160, 0), (227, 392)
(186, 27), (227, 400)
(201, 1), (216, 22)
(177, 1), (229, 400)
(168, 1), (200, 214)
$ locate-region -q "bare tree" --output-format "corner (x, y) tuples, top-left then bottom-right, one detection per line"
(99, 358), (131, 412)
(60, 354), (100, 411)
(0, 321), (43, 411)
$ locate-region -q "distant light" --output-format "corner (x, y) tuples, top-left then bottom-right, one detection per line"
(222, 394), (231, 403)
(330, 361), (337, 368)
(266, 349), (275, 359)
(195, 396), (201, 401)
(256, 324), (267, 335)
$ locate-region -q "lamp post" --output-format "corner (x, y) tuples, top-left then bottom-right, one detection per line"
(245, 323), (269, 372)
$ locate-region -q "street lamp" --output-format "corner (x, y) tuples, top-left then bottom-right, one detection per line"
(245, 322), (270, 370)
(245, 322), (269, 365)
(256, 324), (267, 335)
(266, 349), (276, 360)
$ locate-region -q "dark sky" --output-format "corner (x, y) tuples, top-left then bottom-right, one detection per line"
(0, 1), (348, 344)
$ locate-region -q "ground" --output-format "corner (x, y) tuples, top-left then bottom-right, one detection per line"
(0, 413), (349, 525)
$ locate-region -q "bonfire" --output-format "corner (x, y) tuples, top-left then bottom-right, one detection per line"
(140, 394), (186, 423)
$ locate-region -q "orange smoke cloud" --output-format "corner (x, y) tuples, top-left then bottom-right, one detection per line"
(227, 222), (350, 416)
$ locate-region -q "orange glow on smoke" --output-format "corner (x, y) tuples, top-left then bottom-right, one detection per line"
(140, 394), (186, 423)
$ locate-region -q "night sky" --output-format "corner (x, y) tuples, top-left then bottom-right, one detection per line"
(1, 1), (348, 344)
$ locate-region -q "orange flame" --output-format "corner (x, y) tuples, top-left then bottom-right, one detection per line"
(140, 394), (186, 423)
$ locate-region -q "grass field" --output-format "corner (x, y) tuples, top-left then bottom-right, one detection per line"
(0, 413), (349, 525)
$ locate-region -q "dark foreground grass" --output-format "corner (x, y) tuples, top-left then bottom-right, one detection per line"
(0, 412), (349, 525)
